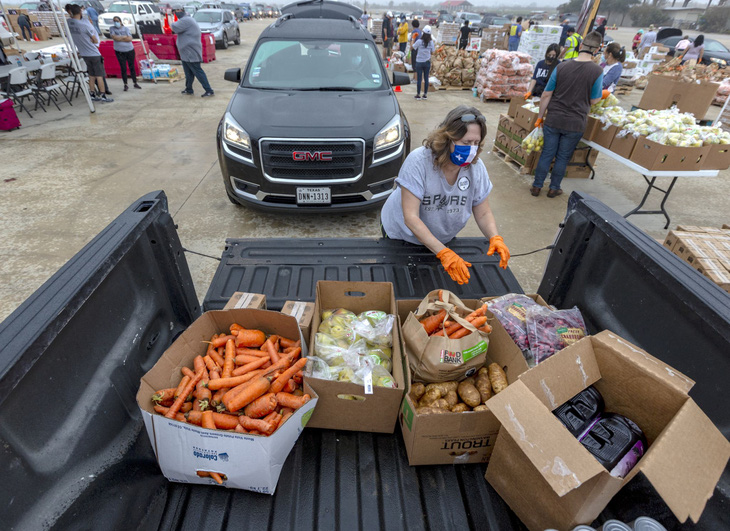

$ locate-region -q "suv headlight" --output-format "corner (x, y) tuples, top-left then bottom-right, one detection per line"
(223, 113), (251, 151)
(374, 115), (402, 152)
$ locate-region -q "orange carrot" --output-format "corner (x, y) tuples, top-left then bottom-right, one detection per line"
(279, 406), (294, 415)
(207, 368), (267, 391)
(236, 348), (269, 357)
(203, 355), (221, 373)
(212, 388), (229, 407)
(186, 410), (240, 430)
(234, 424), (246, 433)
(287, 347), (302, 360)
(153, 404), (187, 422)
(420, 309), (447, 335)
(201, 410), (216, 430)
(152, 388), (176, 403)
(279, 337), (298, 349)
(209, 349), (225, 368)
(223, 376), (271, 412)
(211, 335), (236, 349)
(433, 310), (487, 337)
(292, 370), (303, 384)
(282, 379), (297, 393)
(278, 411), (293, 428)
(174, 375), (191, 399)
(262, 338), (280, 364)
(236, 329), (266, 348)
(222, 339), (236, 378)
(243, 393), (278, 418)
(479, 323), (493, 333)
(449, 316), (488, 339)
(235, 354), (264, 365)
(196, 471), (224, 485)
(270, 357), (308, 394)
(438, 289), (444, 302)
(166, 364), (204, 419)
(230, 323), (244, 334)
(275, 392), (311, 410)
(239, 415), (276, 436)
(263, 411), (280, 424)
(181, 402), (194, 413)
(261, 353), (295, 377)
(231, 356), (269, 376)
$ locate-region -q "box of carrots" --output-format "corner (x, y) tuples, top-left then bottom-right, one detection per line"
(135, 308), (318, 494)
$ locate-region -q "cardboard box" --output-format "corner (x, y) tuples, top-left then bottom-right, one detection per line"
(510, 122), (529, 141)
(630, 137), (710, 171)
(31, 22), (50, 41)
(397, 295), (549, 466)
(563, 164), (592, 179)
(223, 292), (267, 310)
(485, 331), (730, 531)
(508, 97), (522, 118)
(498, 113), (511, 130)
(281, 300), (315, 340)
(662, 230), (687, 251)
(136, 309), (318, 494)
(494, 131), (510, 153)
(513, 104), (538, 130)
(705, 267), (730, 292)
(639, 76), (719, 119)
(592, 124), (618, 149)
(703, 143), (730, 170)
(305, 281), (406, 433)
(609, 133), (638, 159)
(584, 116), (601, 141)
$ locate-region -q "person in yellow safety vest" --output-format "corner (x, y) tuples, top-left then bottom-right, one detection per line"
(508, 16), (523, 51)
(397, 16), (409, 54)
(560, 27), (582, 60)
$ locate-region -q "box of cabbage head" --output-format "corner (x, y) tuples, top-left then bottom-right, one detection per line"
(136, 309), (317, 494)
(304, 281), (406, 433)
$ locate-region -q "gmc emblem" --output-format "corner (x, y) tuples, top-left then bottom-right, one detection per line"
(292, 151), (333, 161)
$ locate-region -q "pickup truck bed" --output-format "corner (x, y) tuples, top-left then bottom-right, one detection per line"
(1, 191), (727, 531)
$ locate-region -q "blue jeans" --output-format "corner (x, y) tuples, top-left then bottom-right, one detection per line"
(532, 124), (584, 190)
(182, 61), (213, 93)
(508, 37), (520, 51)
(415, 60), (430, 96)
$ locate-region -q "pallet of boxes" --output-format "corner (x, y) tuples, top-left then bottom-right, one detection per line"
(5, 9), (52, 41)
(474, 49), (532, 101)
(436, 22), (459, 46)
(397, 289), (729, 531)
(371, 18), (383, 44)
(516, 25), (561, 66)
(663, 227), (730, 293)
(584, 96), (730, 171)
(479, 26), (507, 51)
(431, 46), (479, 90)
(494, 98), (598, 177)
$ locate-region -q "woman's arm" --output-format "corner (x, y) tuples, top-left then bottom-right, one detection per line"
(526, 78), (536, 94)
(472, 198), (499, 240)
(602, 64), (621, 89)
(401, 188), (446, 255)
(698, 47), (704, 62)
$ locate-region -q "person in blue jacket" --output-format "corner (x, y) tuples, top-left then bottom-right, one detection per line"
(508, 17), (522, 52)
(601, 42), (625, 93)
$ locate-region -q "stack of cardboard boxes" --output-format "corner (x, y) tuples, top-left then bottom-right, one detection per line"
(663, 226), (730, 293)
(494, 99), (597, 177)
(638, 75), (719, 120)
(5, 8), (52, 41)
(436, 22), (459, 45)
(516, 25), (561, 66)
(479, 26), (506, 51)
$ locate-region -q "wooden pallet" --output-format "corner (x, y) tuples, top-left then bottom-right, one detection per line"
(481, 96), (511, 103)
(142, 75), (181, 83)
(492, 144), (533, 175)
(437, 85), (472, 91)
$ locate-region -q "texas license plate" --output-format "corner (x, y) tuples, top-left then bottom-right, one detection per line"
(296, 187), (331, 205)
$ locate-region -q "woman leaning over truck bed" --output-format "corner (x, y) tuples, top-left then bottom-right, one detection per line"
(380, 106), (510, 285)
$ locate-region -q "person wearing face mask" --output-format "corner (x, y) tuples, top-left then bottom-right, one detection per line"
(525, 43), (560, 99)
(380, 106), (511, 284)
(109, 16), (141, 91)
(601, 42), (625, 93)
(397, 16), (408, 54)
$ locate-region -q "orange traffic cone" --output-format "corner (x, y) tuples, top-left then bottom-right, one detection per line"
(33, 33), (40, 41)
(394, 85), (402, 92)
(163, 15), (172, 35)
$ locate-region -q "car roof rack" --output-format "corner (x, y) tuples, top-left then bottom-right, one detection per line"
(280, 0), (362, 20)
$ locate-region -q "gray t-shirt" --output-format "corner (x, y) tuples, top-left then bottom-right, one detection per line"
(381, 146), (493, 245)
(109, 25), (134, 52)
(67, 17), (100, 57)
(172, 14), (203, 63)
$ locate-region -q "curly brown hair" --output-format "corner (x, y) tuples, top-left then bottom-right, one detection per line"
(424, 105), (487, 169)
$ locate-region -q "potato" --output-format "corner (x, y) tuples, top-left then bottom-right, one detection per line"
(477, 367), (489, 379)
(462, 376), (477, 387)
(417, 406), (449, 415)
(473, 404), (489, 412)
(444, 390), (459, 408)
(488, 363), (508, 394)
(432, 398), (450, 410)
(475, 376), (492, 404)
(410, 382), (426, 402)
(451, 403), (471, 413)
(418, 388), (442, 407)
(441, 381), (459, 393)
(457, 381), (481, 408)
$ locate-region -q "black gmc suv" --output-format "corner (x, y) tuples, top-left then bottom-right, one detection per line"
(217, 0), (411, 212)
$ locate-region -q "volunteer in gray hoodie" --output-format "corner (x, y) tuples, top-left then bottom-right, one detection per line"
(171, 9), (214, 97)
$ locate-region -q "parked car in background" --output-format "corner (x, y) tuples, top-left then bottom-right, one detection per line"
(456, 11), (481, 33)
(423, 10), (437, 24)
(435, 13), (452, 27)
(238, 2), (252, 19)
(68, 0), (106, 14)
(264, 5), (274, 17)
(99, 1), (161, 37)
(658, 34), (730, 65)
(411, 11), (423, 20)
(254, 3), (265, 17)
(559, 12), (578, 24)
(194, 7), (240, 48)
(221, 2), (245, 20)
(478, 14), (510, 36)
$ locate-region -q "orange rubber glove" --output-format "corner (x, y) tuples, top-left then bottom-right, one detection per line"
(523, 92), (531, 100)
(436, 248), (472, 285)
(535, 117), (543, 128)
(487, 236), (510, 269)
(601, 89), (611, 99)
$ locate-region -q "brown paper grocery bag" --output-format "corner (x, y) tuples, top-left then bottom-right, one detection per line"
(402, 290), (489, 382)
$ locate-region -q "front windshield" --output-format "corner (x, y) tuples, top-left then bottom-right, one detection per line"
(466, 14), (480, 22)
(704, 40), (728, 52)
(109, 3), (138, 13)
(441, 15), (452, 21)
(246, 39), (386, 90)
(194, 11), (222, 22)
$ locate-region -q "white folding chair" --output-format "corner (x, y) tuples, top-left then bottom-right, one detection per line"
(24, 51), (41, 61)
(38, 63), (72, 110)
(0, 67), (42, 118)
(6, 55), (22, 64)
(63, 58), (87, 100)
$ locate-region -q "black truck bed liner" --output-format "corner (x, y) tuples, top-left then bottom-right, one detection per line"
(0, 191), (727, 531)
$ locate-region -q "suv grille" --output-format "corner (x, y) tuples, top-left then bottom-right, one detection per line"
(260, 139), (364, 182)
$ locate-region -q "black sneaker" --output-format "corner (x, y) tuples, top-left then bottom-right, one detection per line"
(414, 94), (421, 100)
(201, 91), (215, 97)
(91, 94), (102, 102)
(100, 94), (114, 103)
(105, 90), (113, 95)
(181, 89), (194, 95)
(123, 85), (128, 92)
(133, 83), (142, 89)
(422, 94), (428, 100)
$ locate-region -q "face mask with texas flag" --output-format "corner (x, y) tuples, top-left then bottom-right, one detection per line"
(450, 144), (478, 167)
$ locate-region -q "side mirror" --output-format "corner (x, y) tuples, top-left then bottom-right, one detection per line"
(392, 71), (410, 86)
(224, 68), (241, 82)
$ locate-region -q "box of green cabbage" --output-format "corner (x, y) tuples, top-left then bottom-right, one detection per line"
(303, 281), (407, 433)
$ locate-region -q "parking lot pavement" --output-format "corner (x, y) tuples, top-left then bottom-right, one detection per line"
(1, 20), (729, 321)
